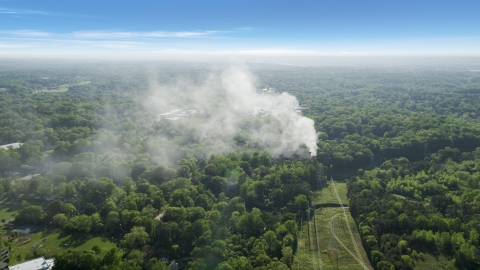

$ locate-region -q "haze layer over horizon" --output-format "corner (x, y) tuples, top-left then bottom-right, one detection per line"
(0, 0), (479, 58)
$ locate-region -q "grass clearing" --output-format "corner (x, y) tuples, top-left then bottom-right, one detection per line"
(295, 181), (372, 270)
(314, 181), (349, 205)
(317, 207), (371, 270)
(392, 194), (407, 200)
(8, 227), (119, 264)
(295, 207), (370, 270)
(414, 252), (455, 270)
(34, 81), (90, 93)
(0, 204), (21, 221)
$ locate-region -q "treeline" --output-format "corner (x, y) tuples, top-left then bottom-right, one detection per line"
(315, 109), (480, 171)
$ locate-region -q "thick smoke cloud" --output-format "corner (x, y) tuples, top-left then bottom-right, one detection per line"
(144, 65), (317, 159)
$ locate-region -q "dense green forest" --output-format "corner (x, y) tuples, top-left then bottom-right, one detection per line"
(1, 61), (480, 269)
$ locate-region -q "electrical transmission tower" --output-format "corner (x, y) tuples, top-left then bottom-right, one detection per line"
(299, 206), (303, 248)
(328, 218), (339, 254)
(316, 169), (323, 190)
(313, 201), (323, 270)
(307, 200), (311, 251)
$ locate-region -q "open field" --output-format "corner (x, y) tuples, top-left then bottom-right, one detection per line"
(0, 88), (6, 92)
(0, 204), (21, 221)
(295, 207), (372, 270)
(313, 181), (349, 205)
(295, 180), (372, 270)
(7, 227), (119, 264)
(34, 81), (90, 93)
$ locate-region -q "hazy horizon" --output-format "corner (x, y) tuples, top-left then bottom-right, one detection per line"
(1, 0), (479, 58)
(1, 56), (480, 70)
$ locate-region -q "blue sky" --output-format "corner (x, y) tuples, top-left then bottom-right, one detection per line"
(1, 0), (479, 58)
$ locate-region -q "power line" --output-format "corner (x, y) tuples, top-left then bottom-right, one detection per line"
(313, 200), (323, 270)
(307, 200), (311, 252)
(327, 217), (338, 254)
(297, 206), (303, 270)
(331, 176), (368, 270)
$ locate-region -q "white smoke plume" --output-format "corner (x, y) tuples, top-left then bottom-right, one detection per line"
(144, 65), (318, 159)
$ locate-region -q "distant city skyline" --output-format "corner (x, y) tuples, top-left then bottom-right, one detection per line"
(1, 0), (479, 59)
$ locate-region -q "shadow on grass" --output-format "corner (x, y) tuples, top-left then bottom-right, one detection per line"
(35, 227), (95, 248)
(40, 226), (56, 238)
(58, 231), (92, 248)
(3, 204), (21, 212)
(0, 204), (21, 219)
(59, 231), (122, 249)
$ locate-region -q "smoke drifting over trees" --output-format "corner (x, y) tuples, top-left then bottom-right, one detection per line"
(144, 65), (318, 159)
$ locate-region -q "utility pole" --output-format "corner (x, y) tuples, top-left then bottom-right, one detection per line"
(314, 200), (322, 269)
(299, 208), (303, 248)
(307, 200), (310, 251)
(316, 169), (322, 190)
(331, 176), (368, 270)
(328, 218), (338, 252)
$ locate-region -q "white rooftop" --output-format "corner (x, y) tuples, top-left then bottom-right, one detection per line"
(45, 259), (54, 269)
(8, 257), (54, 270)
(0, 143), (23, 150)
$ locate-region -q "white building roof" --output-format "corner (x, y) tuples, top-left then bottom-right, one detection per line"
(8, 257), (54, 270)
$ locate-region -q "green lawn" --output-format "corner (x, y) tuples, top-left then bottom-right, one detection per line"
(0, 204), (21, 222)
(9, 227), (119, 264)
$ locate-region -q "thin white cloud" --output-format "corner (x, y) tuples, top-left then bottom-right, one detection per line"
(0, 7), (50, 16)
(71, 30), (222, 39)
(83, 40), (148, 49)
(0, 28), (248, 41)
(414, 36), (480, 42)
(0, 30), (52, 37)
(234, 27), (251, 31)
(1, 27), (479, 57)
